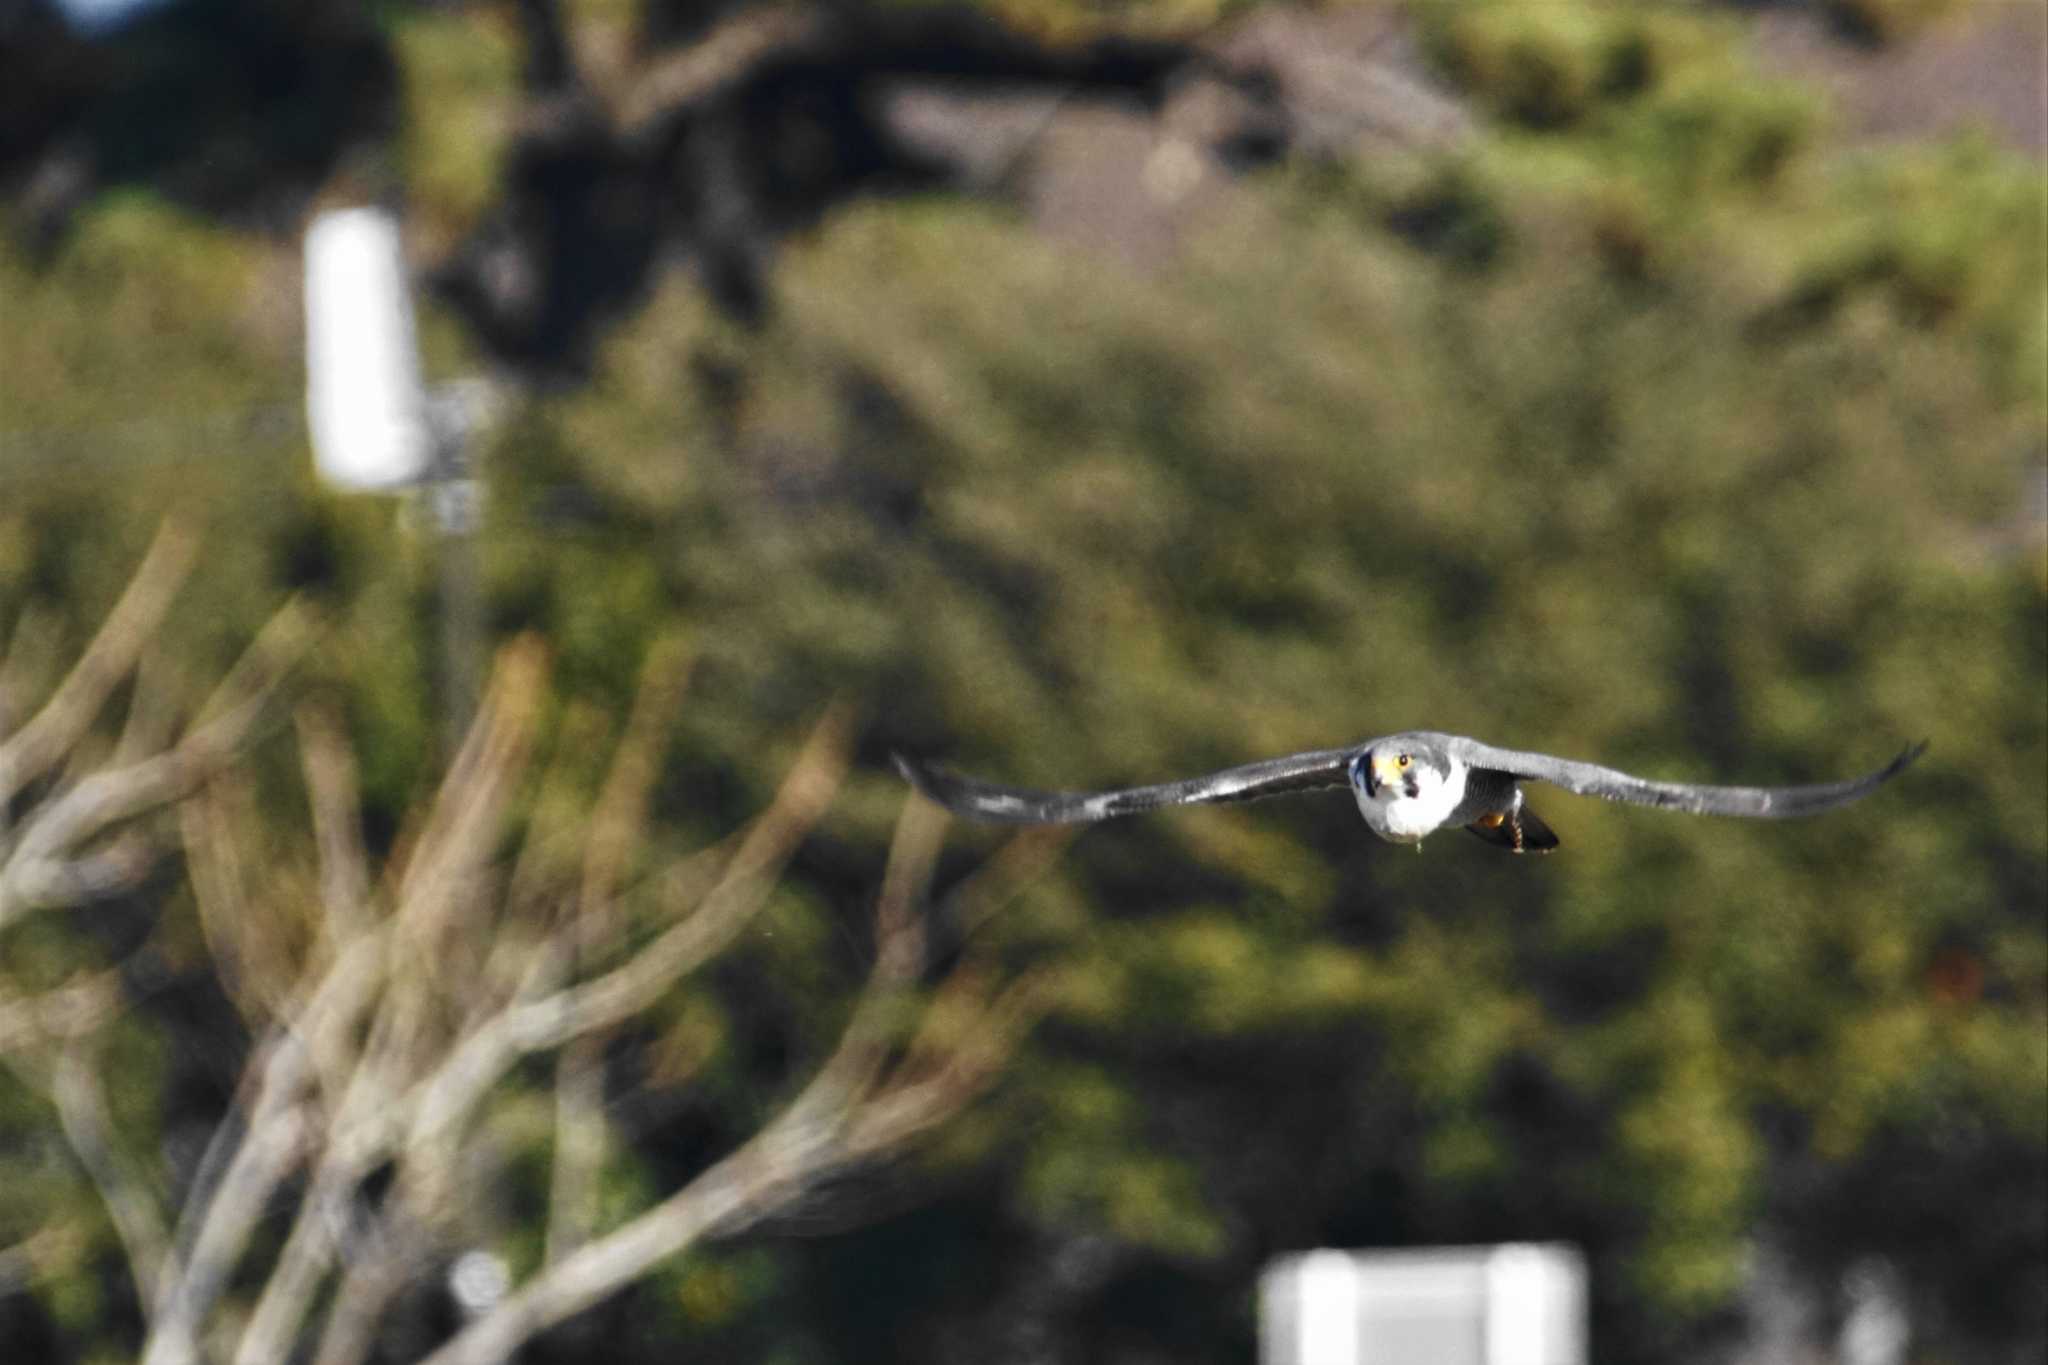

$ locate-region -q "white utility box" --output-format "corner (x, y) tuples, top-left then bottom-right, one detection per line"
(1260, 1243), (1587, 1365)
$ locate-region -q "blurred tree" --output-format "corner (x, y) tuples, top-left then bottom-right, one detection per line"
(2, 578), (1059, 1363)
(0, 0), (398, 252)
(1, 1), (2041, 1363)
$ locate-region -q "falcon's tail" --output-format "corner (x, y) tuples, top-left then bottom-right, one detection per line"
(1465, 802), (1560, 854)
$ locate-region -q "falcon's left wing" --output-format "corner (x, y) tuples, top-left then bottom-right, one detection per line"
(1439, 735), (1926, 820)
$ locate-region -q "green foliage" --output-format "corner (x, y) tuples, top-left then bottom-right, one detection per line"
(1822, 0), (1961, 46)
(1427, 1), (1671, 130)
(390, 5), (522, 247)
(1, 194), (297, 472)
(487, 109), (2042, 1350)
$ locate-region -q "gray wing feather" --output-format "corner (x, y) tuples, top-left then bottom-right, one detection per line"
(1438, 735), (1927, 819)
(894, 747), (1356, 825)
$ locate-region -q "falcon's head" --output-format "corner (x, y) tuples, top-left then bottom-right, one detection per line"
(1349, 743), (1438, 801)
(1347, 738), (1464, 843)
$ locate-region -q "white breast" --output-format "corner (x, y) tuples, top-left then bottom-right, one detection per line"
(1354, 757), (1469, 844)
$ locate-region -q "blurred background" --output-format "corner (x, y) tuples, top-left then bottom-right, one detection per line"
(0, 0), (2043, 1362)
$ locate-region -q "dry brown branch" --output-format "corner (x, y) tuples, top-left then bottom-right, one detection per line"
(617, 4), (822, 134)
(544, 1038), (608, 1265)
(295, 701), (374, 941)
(0, 526), (313, 1355)
(776, 796), (948, 1135)
(53, 1035), (177, 1310)
(397, 702), (855, 1173)
(142, 1098), (312, 1365)
(222, 935), (410, 1365)
(503, 700), (610, 923)
(414, 794), (1051, 1365)
(307, 1243), (412, 1365)
(0, 967), (123, 1054)
(229, 1077), (392, 1365)
(52, 625), (1058, 1365)
(134, 640), (554, 1365)
(548, 638), (692, 1263)
(580, 635), (693, 921)
(0, 1220), (90, 1298)
(0, 592), (315, 923)
(848, 968), (1053, 1159)
(0, 518), (199, 808)
(938, 824), (1074, 940)
(181, 779), (276, 1027)
(112, 640), (182, 768)
(391, 634), (549, 938)
(141, 926), (390, 1365)
(167, 644), (560, 1365)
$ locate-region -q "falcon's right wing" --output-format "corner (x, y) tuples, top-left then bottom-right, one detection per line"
(894, 746), (1359, 825)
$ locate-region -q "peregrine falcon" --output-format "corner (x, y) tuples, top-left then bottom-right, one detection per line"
(895, 733), (1926, 854)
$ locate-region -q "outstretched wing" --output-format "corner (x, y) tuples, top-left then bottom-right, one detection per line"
(1439, 735), (1927, 819)
(894, 746), (1358, 825)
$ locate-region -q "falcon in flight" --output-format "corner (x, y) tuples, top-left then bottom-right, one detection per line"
(896, 733), (1926, 853)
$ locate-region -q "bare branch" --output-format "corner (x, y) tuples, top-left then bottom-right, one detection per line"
(545, 640), (693, 1263)
(392, 634), (549, 932)
(53, 1036), (177, 1316)
(401, 703), (855, 1165)
(0, 1220), (89, 1298)
(413, 1062), (844, 1365)
(11, 595), (1055, 1365)
(0, 967), (123, 1054)
(617, 4), (822, 134)
(415, 797), (1053, 1365)
(580, 634), (692, 924)
(847, 968), (1053, 1159)
(142, 929), (389, 1365)
(777, 795), (947, 1135)
(307, 1235), (415, 1365)
(0, 595), (315, 923)
(141, 1098), (311, 1365)
(1, 831), (158, 909)
(228, 1107), (382, 1365)
(294, 701), (373, 942)
(181, 780), (276, 1028)
(221, 925), (415, 1365)
(152, 641), (558, 1365)
(373, 638), (550, 1103)
(544, 1039), (608, 1263)
(0, 518), (200, 807)
(939, 825), (1074, 941)
(537, 636), (698, 1264)
(112, 640), (182, 769)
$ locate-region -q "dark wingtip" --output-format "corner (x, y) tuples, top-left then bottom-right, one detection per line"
(892, 752), (936, 797)
(1889, 740), (1930, 779)
(895, 753), (977, 816)
(1846, 740), (1927, 807)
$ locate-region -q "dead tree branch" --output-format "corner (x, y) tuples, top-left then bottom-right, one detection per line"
(2, 533), (1050, 1363)
(0, 525), (311, 1348)
(96, 632), (1056, 1365)
(0, 532), (313, 924)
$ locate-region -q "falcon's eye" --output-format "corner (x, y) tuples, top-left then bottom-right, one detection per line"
(1397, 754), (1411, 769)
